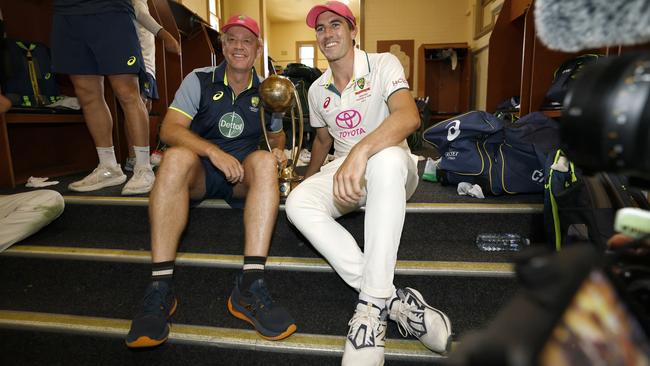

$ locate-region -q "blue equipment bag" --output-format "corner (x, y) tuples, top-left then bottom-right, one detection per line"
(2, 39), (60, 106)
(423, 111), (503, 188)
(544, 149), (614, 250)
(423, 111), (559, 195)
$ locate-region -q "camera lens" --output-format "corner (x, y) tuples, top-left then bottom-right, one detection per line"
(562, 52), (650, 181)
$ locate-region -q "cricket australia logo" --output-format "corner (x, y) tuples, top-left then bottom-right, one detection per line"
(446, 120), (461, 141)
(335, 109), (365, 138)
(356, 77), (365, 90)
(219, 112), (245, 138)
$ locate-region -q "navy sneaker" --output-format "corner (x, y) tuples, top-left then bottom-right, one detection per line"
(227, 274), (297, 340)
(125, 281), (178, 348)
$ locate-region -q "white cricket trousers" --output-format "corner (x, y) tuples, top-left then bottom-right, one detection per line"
(0, 190), (65, 252)
(286, 146), (418, 298)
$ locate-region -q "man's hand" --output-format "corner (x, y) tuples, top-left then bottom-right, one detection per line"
(333, 149), (368, 205)
(158, 29), (182, 55)
(271, 148), (287, 167)
(207, 148), (244, 183)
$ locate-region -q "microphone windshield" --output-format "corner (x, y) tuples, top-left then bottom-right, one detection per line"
(535, 0), (650, 52)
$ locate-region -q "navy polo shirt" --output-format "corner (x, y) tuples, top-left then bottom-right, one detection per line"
(169, 63), (279, 162)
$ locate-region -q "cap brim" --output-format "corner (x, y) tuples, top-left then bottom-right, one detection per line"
(306, 5), (332, 28)
(221, 23), (259, 38)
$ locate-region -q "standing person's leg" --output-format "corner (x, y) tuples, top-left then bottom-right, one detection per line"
(108, 74), (155, 195)
(0, 190), (64, 252)
(227, 150), (297, 340)
(67, 75), (126, 192)
(126, 146), (207, 348)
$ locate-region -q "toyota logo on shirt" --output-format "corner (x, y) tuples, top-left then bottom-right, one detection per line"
(335, 109), (362, 129)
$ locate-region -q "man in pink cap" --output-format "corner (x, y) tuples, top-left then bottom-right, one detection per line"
(286, 1), (452, 364)
(126, 14), (296, 348)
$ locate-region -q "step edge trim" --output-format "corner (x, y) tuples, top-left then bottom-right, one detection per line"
(50, 195), (543, 213)
(2, 245), (516, 277)
(0, 310), (449, 360)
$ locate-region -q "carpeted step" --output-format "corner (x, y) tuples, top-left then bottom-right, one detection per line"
(0, 257), (518, 340)
(21, 203), (546, 263)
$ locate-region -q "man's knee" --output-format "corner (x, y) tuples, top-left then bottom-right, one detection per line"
(156, 147), (199, 186)
(367, 147), (409, 178)
(40, 190), (64, 216)
(111, 78), (142, 105)
(246, 150), (278, 179)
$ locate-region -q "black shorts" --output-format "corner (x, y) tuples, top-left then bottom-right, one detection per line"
(198, 157), (245, 209)
(140, 72), (159, 100)
(51, 12), (144, 75)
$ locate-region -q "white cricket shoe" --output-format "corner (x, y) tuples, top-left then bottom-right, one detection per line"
(388, 287), (452, 353)
(121, 165), (155, 195)
(68, 164), (126, 192)
(342, 300), (387, 366)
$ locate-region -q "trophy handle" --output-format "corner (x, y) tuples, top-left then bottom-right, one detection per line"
(259, 107), (274, 153)
(290, 87), (304, 172)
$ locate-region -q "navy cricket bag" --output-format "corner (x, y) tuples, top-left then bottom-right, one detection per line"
(423, 111), (503, 188)
(493, 112), (560, 194)
(424, 111), (559, 195)
(2, 39), (60, 106)
(544, 149), (614, 251)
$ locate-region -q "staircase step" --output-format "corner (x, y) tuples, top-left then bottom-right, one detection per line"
(0, 310), (447, 363)
(3, 245), (515, 277)
(24, 200), (545, 263)
(0, 257), (518, 339)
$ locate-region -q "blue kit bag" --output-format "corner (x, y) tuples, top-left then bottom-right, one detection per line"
(2, 39), (61, 106)
(423, 111), (559, 195)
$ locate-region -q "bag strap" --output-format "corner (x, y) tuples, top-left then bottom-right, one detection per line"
(15, 41), (45, 106)
(545, 149), (577, 251)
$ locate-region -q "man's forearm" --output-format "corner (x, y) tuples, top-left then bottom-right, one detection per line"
(160, 123), (219, 157)
(305, 137), (331, 178)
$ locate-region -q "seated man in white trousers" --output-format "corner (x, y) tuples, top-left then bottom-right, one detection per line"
(285, 2), (452, 365)
(0, 190), (65, 252)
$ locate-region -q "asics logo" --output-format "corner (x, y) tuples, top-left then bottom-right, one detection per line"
(323, 96), (330, 109)
(213, 91), (224, 101)
(446, 120), (461, 141)
(335, 109), (362, 129)
(127, 56), (136, 66)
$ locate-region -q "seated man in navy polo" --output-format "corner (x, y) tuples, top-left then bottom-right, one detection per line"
(126, 14), (296, 348)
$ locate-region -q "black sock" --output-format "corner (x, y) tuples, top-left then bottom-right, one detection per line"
(151, 260), (174, 286)
(241, 256), (266, 290)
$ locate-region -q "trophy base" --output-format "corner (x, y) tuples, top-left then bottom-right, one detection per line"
(279, 179), (302, 197)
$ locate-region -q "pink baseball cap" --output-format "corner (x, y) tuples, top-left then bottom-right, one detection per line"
(221, 14), (260, 38)
(306, 1), (356, 28)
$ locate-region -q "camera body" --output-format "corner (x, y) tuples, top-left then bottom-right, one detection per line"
(562, 51), (650, 185)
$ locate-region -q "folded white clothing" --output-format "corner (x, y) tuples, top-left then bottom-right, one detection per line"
(457, 182), (485, 199)
(25, 176), (59, 188)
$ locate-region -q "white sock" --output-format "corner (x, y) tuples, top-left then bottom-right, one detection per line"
(96, 146), (118, 167)
(359, 292), (387, 310)
(133, 146), (151, 168)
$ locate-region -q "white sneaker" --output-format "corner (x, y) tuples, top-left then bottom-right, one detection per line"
(388, 287), (452, 354)
(121, 165), (155, 195)
(342, 300), (387, 366)
(68, 164), (126, 192)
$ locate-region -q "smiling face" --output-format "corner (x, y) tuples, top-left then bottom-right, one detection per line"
(314, 11), (357, 63)
(221, 26), (261, 73)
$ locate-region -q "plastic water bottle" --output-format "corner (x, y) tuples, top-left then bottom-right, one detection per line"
(476, 233), (530, 252)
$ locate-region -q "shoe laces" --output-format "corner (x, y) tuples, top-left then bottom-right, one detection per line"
(394, 298), (425, 338)
(249, 281), (274, 310)
(348, 305), (382, 335)
(142, 287), (169, 315)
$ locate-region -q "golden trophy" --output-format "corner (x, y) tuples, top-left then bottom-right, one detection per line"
(259, 75), (304, 197)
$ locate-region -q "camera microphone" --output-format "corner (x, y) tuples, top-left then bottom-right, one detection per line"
(535, 0), (650, 52)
